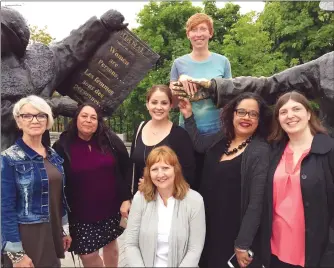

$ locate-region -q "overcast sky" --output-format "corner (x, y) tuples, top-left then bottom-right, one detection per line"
(4, 1), (265, 41)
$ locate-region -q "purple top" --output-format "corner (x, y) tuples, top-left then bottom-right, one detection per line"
(69, 136), (119, 223)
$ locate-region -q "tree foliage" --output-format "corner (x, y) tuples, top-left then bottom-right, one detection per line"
(221, 11), (288, 77)
(259, 1), (334, 66)
(29, 25), (55, 45)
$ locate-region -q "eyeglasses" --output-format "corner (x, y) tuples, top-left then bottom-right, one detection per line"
(190, 27), (209, 34)
(19, 113), (48, 122)
(235, 109), (259, 119)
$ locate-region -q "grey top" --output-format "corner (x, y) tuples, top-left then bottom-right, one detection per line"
(125, 189), (206, 267)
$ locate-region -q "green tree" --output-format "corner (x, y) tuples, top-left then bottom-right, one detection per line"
(204, 1), (241, 45)
(259, 1), (334, 66)
(29, 25), (55, 45)
(222, 11), (288, 77)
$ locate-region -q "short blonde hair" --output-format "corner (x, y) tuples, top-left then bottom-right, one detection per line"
(13, 95), (54, 130)
(139, 146), (189, 202)
(186, 13), (214, 35)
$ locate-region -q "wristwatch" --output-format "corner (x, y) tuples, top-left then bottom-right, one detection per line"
(6, 251), (25, 263)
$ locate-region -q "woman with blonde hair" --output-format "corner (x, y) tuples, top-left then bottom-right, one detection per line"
(125, 146), (206, 267)
(1, 95), (71, 267)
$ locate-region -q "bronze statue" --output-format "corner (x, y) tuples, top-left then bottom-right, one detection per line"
(173, 51), (334, 135)
(1, 7), (128, 150)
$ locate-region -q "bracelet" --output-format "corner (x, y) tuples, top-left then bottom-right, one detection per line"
(6, 251), (25, 263)
(62, 229), (68, 237)
(235, 247), (247, 253)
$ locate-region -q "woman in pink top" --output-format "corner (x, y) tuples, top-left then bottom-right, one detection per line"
(259, 91), (334, 268)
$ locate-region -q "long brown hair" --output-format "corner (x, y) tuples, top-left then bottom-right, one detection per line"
(139, 146), (189, 202)
(268, 91), (327, 142)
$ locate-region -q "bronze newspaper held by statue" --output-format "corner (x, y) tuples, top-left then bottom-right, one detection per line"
(57, 28), (160, 115)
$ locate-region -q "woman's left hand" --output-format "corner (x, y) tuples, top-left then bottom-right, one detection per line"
(63, 235), (72, 251)
(120, 200), (131, 218)
(235, 248), (253, 267)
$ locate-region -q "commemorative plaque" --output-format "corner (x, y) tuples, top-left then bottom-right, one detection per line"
(57, 28), (160, 114)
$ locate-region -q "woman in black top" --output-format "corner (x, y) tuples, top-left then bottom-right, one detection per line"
(130, 85), (196, 193)
(178, 92), (272, 268)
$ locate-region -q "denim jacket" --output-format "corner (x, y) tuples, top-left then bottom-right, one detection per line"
(1, 138), (69, 253)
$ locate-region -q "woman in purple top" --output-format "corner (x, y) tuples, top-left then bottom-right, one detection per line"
(53, 103), (132, 267)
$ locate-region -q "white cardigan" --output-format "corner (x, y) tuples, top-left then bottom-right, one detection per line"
(125, 189), (206, 267)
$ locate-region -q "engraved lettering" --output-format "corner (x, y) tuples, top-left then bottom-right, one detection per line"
(94, 76), (113, 95)
(109, 46), (129, 66)
(82, 80), (96, 91)
(84, 69), (94, 79)
(120, 32), (144, 54)
(108, 59), (119, 68)
(94, 89), (105, 99)
(98, 59), (119, 78)
(73, 84), (101, 107)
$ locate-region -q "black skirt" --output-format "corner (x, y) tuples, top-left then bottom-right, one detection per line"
(69, 213), (124, 255)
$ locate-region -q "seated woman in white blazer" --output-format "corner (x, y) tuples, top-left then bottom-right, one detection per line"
(125, 145), (206, 267)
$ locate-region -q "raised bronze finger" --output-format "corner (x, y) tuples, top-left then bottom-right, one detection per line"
(172, 81), (182, 86)
(173, 91), (188, 97)
(172, 85), (185, 91)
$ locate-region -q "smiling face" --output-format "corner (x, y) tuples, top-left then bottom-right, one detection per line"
(76, 105), (98, 138)
(278, 99), (311, 136)
(150, 160), (175, 192)
(233, 98), (260, 138)
(16, 103), (48, 138)
(146, 90), (172, 121)
(187, 22), (212, 50)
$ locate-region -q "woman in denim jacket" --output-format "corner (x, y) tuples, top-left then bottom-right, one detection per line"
(1, 95), (71, 267)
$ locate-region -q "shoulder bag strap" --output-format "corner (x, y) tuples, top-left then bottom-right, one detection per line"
(131, 121), (145, 194)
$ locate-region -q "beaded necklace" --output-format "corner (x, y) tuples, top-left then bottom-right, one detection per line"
(224, 136), (253, 156)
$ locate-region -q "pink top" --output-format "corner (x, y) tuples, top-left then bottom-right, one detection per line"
(271, 145), (310, 267)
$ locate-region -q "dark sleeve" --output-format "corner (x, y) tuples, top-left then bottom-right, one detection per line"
(184, 114), (223, 153)
(329, 146), (334, 183)
(129, 122), (147, 194)
(235, 142), (271, 250)
(52, 140), (63, 157)
(49, 17), (109, 92)
(169, 127), (196, 188)
(1, 100), (20, 149)
(108, 130), (133, 201)
(130, 124), (141, 159)
(211, 51), (333, 108)
(46, 97), (78, 118)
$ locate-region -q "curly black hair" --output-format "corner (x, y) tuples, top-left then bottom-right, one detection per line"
(65, 102), (112, 154)
(220, 92), (272, 141)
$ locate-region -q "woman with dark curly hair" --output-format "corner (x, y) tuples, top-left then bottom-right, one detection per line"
(53, 103), (132, 267)
(178, 92), (272, 268)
